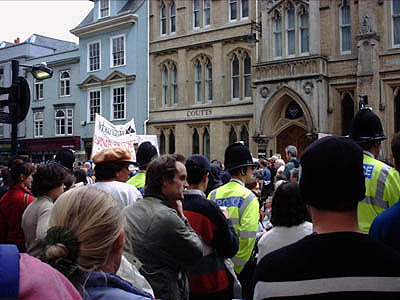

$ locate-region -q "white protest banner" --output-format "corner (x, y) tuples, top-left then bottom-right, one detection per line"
(136, 135), (159, 154)
(91, 114), (137, 160)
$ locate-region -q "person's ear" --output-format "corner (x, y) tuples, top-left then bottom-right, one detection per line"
(112, 231), (124, 252)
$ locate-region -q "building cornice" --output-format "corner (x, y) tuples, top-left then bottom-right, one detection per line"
(70, 13), (138, 38)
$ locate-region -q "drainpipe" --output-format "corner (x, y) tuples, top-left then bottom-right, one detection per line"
(143, 0), (150, 135)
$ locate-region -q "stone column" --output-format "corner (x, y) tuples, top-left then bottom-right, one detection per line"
(178, 48), (187, 107)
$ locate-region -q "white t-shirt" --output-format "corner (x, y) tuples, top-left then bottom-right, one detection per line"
(93, 181), (142, 209)
(257, 221), (313, 263)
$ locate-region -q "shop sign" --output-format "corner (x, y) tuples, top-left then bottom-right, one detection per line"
(186, 109), (212, 117)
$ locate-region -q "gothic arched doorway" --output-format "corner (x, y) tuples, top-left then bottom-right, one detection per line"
(277, 125), (310, 161)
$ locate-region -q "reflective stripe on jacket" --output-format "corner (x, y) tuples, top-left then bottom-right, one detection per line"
(358, 153), (400, 233)
(208, 179), (259, 274)
(127, 172), (146, 196)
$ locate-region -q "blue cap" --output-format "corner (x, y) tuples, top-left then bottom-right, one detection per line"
(186, 154), (211, 172)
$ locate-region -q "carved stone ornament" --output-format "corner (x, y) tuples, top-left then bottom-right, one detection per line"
(303, 81), (314, 94)
(260, 87), (269, 98)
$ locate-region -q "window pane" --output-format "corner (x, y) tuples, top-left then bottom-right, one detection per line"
(112, 36), (125, 66)
(274, 15), (282, 57)
(394, 0), (400, 14)
(241, 0), (249, 18)
(169, 131), (175, 154)
(240, 126), (249, 147)
(341, 3), (350, 25)
(172, 67), (178, 104)
(100, 0), (109, 18)
(193, 129), (199, 154)
(206, 62), (212, 101)
(89, 43), (100, 71)
(203, 128), (210, 159)
(300, 13), (309, 53)
(232, 55), (239, 99)
(287, 6), (295, 55)
(195, 62), (202, 102)
(244, 55), (251, 98)
(163, 67), (168, 105)
(113, 87), (125, 120)
(89, 90), (101, 122)
(229, 126), (237, 145)
(194, 0), (200, 27)
(160, 131), (166, 154)
(204, 0), (211, 25)
(161, 4), (167, 34)
(230, 0), (237, 20)
(394, 16), (400, 45)
(170, 2), (176, 32)
(342, 27), (351, 51)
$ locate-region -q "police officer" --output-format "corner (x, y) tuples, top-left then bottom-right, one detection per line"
(350, 105), (400, 233)
(208, 142), (259, 299)
(127, 141), (158, 196)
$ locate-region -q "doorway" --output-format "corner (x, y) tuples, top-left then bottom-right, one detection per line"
(276, 125), (310, 161)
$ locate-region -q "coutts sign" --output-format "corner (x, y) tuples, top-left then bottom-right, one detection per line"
(186, 109), (212, 117)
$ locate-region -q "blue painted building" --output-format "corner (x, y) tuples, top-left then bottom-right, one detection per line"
(0, 34), (78, 162)
(71, 0), (148, 158)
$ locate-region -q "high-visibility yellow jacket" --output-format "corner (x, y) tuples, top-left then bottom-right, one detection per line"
(358, 153), (400, 233)
(127, 171), (145, 196)
(208, 179), (259, 274)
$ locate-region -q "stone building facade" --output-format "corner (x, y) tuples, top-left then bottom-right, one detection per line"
(147, 0), (260, 161)
(253, 0), (400, 162)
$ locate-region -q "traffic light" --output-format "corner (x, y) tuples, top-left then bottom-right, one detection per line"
(0, 75), (30, 124)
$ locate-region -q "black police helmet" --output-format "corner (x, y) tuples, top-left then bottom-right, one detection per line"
(349, 108), (386, 144)
(136, 142), (158, 168)
(224, 142), (256, 171)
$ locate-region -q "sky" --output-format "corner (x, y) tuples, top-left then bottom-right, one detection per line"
(0, 0), (94, 44)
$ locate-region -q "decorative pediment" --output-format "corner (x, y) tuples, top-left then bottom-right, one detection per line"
(77, 75), (102, 89)
(78, 72), (136, 89)
(103, 71), (136, 85)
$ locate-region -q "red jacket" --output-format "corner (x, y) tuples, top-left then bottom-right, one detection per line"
(0, 185), (35, 243)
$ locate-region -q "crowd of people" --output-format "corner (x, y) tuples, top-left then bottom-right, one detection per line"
(1, 105), (400, 299)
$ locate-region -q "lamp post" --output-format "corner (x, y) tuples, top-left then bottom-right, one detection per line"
(0, 59), (52, 155)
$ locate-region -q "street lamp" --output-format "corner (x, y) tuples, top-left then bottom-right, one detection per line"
(0, 59), (53, 155)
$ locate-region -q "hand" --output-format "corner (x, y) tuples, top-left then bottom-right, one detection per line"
(220, 207), (230, 219)
(169, 199), (185, 219)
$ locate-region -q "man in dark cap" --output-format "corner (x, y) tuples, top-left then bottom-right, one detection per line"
(127, 142), (158, 196)
(208, 142), (259, 299)
(183, 155), (238, 300)
(253, 136), (400, 300)
(350, 106), (400, 233)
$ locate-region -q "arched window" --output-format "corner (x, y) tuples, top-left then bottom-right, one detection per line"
(193, 129), (200, 154)
(203, 128), (210, 158)
(206, 60), (213, 101)
(169, 130), (175, 154)
(285, 100), (303, 119)
(232, 54), (239, 99)
(195, 60), (202, 103)
(395, 92), (400, 133)
(162, 66), (168, 106)
(300, 8), (309, 53)
(161, 3), (167, 35)
(60, 71), (70, 97)
(160, 131), (166, 155)
(172, 66), (178, 104)
(243, 54), (251, 98)
(229, 126), (237, 145)
(274, 13), (283, 57)
(240, 125), (249, 147)
(286, 4), (295, 56)
(170, 2), (176, 33)
(341, 93), (354, 136)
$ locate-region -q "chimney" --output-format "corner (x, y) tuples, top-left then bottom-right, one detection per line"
(14, 38), (20, 44)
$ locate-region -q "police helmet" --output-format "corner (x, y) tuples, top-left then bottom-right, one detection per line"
(224, 142), (257, 171)
(349, 108), (386, 144)
(136, 142), (158, 168)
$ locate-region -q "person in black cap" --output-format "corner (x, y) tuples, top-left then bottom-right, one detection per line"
(254, 136), (400, 300)
(183, 154), (239, 300)
(127, 142), (158, 196)
(208, 142), (259, 299)
(350, 106), (400, 233)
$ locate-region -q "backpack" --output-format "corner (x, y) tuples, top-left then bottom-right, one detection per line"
(0, 244), (19, 299)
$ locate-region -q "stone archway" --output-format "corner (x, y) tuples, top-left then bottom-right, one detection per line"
(258, 86), (314, 158)
(277, 125), (310, 161)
